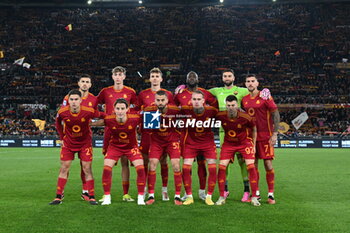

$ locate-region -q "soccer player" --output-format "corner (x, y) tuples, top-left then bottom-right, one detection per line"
(209, 69), (251, 202)
(50, 89), (99, 205)
(174, 71), (218, 201)
(61, 74), (98, 202)
(215, 95), (260, 206)
(98, 98), (146, 205)
(97, 66), (138, 202)
(143, 91), (182, 205)
(138, 68), (175, 201)
(181, 90), (218, 205)
(242, 74), (280, 204)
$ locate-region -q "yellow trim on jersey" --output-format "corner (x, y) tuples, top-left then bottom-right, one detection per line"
(81, 106), (95, 113)
(58, 106), (69, 114)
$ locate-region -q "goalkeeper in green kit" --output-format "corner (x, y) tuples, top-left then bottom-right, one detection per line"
(209, 69), (270, 202)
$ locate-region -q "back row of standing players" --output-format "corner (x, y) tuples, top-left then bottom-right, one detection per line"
(50, 66), (280, 206)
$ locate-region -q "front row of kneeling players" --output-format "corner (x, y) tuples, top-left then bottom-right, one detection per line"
(51, 88), (277, 207)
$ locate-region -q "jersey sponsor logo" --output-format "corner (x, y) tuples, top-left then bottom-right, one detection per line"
(119, 132), (128, 139)
(72, 125), (81, 133)
(248, 108), (255, 116)
(143, 111), (161, 129)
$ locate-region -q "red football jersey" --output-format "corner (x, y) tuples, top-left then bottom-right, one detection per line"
(144, 104), (181, 143)
(97, 85), (138, 114)
(216, 111), (255, 145)
(174, 87), (218, 108)
(56, 106), (99, 149)
(62, 93), (98, 110)
(242, 92), (278, 141)
(102, 113), (141, 149)
(138, 88), (175, 110)
(180, 105), (218, 148)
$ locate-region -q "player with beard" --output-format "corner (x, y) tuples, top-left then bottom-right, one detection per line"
(242, 74), (280, 204)
(61, 74), (98, 202)
(174, 71), (218, 201)
(138, 68), (175, 201)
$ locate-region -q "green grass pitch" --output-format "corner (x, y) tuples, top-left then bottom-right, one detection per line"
(0, 148), (349, 233)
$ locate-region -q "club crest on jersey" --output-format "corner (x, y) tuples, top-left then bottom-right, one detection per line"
(143, 111), (161, 129)
(89, 102), (92, 106)
(112, 126), (116, 129)
(128, 125), (133, 129)
(109, 94), (113, 98)
(123, 94), (127, 98)
(234, 91), (238, 95)
(182, 96), (186, 99)
(146, 95), (150, 98)
(256, 100), (261, 104)
(238, 124), (242, 128)
(81, 118), (86, 122)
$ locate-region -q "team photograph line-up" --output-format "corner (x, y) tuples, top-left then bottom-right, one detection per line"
(50, 66), (278, 207)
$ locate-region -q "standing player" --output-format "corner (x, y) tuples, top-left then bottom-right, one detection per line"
(209, 69), (251, 202)
(61, 74), (98, 202)
(181, 90), (218, 206)
(97, 98), (146, 205)
(138, 68), (175, 201)
(215, 95), (260, 206)
(50, 89), (99, 205)
(174, 71), (218, 201)
(242, 74), (280, 204)
(97, 66), (138, 202)
(143, 91), (182, 205)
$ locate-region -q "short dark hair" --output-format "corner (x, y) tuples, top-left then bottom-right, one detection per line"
(68, 89), (82, 97)
(226, 95), (238, 102)
(245, 74), (257, 80)
(78, 74), (91, 81)
(192, 90), (204, 98)
(222, 69), (235, 75)
(114, 98), (129, 108)
(155, 90), (168, 98)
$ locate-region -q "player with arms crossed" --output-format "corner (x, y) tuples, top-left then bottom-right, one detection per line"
(215, 95), (260, 206)
(50, 89), (99, 205)
(174, 71), (218, 201)
(143, 91), (182, 205)
(97, 66), (138, 202)
(242, 74), (280, 204)
(61, 74), (98, 202)
(96, 98), (146, 205)
(138, 68), (175, 201)
(181, 90), (218, 206)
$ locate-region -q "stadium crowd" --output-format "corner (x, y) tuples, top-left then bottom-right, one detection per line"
(0, 3), (349, 136)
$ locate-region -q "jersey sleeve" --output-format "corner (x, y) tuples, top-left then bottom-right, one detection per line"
(266, 96), (278, 112)
(55, 113), (64, 140)
(208, 88), (217, 96)
(167, 91), (175, 104)
(97, 89), (105, 104)
(206, 90), (218, 109)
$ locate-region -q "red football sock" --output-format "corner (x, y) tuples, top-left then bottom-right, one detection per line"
(56, 177), (67, 195)
(197, 159), (207, 190)
(147, 170), (156, 194)
(122, 181), (130, 195)
(218, 164), (227, 197)
(102, 165), (112, 195)
(161, 163), (168, 188)
(135, 165), (145, 195)
(80, 161), (87, 191)
(144, 163), (149, 181)
(182, 164), (192, 195)
(174, 171), (182, 195)
(86, 179), (95, 197)
(207, 164), (217, 195)
(247, 164), (258, 197)
(266, 168), (275, 193)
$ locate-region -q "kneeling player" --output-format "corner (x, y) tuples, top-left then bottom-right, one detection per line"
(97, 98), (146, 205)
(144, 91), (183, 205)
(215, 95), (260, 206)
(181, 91), (218, 206)
(50, 89), (99, 205)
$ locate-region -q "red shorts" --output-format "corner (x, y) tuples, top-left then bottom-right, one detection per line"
(220, 141), (255, 161)
(139, 131), (151, 154)
(149, 141), (181, 160)
(60, 145), (93, 162)
(182, 145), (217, 160)
(105, 145), (143, 162)
(256, 140), (275, 160)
